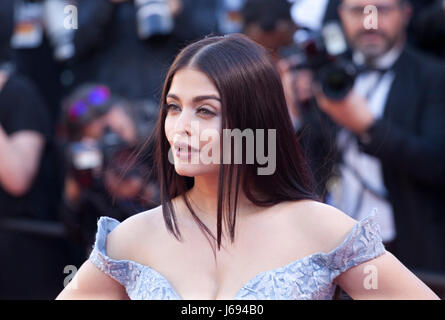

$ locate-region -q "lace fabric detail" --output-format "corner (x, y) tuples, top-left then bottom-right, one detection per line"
(88, 217), (181, 300)
(88, 211), (386, 300)
(234, 209), (386, 299)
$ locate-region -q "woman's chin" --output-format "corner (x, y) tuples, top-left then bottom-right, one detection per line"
(174, 163), (217, 178)
(174, 163), (200, 177)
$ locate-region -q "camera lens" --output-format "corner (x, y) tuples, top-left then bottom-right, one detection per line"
(319, 61), (357, 101)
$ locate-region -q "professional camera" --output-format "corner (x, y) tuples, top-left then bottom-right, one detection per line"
(135, 0), (174, 40)
(282, 22), (357, 101)
(68, 127), (129, 189)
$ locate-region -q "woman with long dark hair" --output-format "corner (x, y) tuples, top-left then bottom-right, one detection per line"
(57, 34), (438, 300)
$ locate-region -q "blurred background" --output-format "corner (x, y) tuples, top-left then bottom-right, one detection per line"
(0, 0), (444, 299)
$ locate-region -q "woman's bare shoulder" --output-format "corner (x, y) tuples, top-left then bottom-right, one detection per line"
(280, 200), (358, 252)
(56, 207), (166, 300)
(105, 205), (165, 261)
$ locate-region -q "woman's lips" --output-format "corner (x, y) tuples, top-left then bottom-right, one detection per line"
(172, 141), (200, 161)
(176, 147), (198, 161)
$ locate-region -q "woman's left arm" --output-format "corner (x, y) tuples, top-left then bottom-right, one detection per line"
(334, 251), (440, 300)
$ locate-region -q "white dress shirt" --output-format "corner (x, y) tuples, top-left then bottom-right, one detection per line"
(329, 45), (403, 242)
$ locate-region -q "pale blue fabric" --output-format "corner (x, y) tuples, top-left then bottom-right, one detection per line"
(88, 210), (386, 300)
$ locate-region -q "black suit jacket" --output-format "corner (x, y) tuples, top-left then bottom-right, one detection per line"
(359, 46), (445, 272)
(411, 0), (445, 58)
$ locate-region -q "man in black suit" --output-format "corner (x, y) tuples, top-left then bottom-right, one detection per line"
(316, 0), (445, 273)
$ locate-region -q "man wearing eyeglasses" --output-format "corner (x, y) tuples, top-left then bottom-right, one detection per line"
(315, 0), (445, 274)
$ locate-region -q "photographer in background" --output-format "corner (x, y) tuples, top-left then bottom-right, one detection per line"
(315, 0), (445, 273)
(241, 0), (339, 200)
(0, 1), (52, 220)
(0, 2), (81, 299)
(11, 0), (78, 127)
(241, 0), (297, 64)
(59, 84), (159, 254)
(70, 0), (218, 102)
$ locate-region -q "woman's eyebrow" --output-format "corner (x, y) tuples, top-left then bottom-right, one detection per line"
(167, 93), (221, 103)
(193, 95), (221, 103)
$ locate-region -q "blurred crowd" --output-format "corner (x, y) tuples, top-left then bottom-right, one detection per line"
(0, 0), (444, 299)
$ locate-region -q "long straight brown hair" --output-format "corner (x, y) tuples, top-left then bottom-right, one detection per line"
(140, 33), (319, 257)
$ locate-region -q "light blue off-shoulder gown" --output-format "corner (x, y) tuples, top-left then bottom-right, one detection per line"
(88, 211), (386, 300)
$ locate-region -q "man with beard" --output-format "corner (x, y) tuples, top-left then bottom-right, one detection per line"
(315, 0), (445, 274)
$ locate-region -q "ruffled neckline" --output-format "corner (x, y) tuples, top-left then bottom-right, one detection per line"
(90, 210), (384, 299)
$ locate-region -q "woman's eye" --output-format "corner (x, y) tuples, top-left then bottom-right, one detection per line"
(165, 103), (215, 116)
(198, 107), (215, 116)
(166, 103), (180, 112)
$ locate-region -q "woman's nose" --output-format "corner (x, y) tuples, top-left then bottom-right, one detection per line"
(174, 108), (193, 136)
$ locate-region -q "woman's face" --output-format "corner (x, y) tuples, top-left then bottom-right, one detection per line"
(164, 67), (222, 177)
